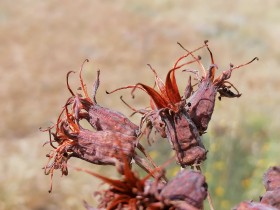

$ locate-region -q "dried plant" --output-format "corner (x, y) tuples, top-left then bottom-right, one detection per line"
(233, 201), (278, 210)
(178, 41), (258, 135)
(41, 61), (160, 192)
(76, 157), (207, 210)
(67, 60), (139, 137)
(263, 166), (280, 192)
(41, 99), (138, 192)
(107, 41), (257, 168)
(41, 41), (279, 210)
(260, 166), (280, 209)
(106, 43), (209, 167)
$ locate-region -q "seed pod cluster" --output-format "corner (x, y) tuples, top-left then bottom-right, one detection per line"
(80, 158), (207, 210)
(108, 40), (257, 168)
(41, 41), (260, 209)
(42, 61), (158, 192)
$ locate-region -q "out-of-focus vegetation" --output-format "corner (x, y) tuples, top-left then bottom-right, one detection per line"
(0, 0), (279, 209)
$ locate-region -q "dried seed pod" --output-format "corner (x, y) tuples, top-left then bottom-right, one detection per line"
(67, 61), (139, 137)
(233, 201), (278, 210)
(176, 41), (258, 134)
(43, 104), (138, 192)
(72, 129), (136, 167)
(75, 157), (166, 210)
(261, 189), (280, 209)
(78, 158), (207, 210)
(162, 109), (206, 167)
(263, 166), (280, 191)
(160, 169), (208, 209)
(261, 166), (280, 209)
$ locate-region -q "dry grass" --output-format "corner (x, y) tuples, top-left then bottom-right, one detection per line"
(1, 0), (279, 209)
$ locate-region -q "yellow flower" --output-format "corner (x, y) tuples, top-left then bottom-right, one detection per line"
(215, 186), (224, 197)
(242, 178), (251, 189)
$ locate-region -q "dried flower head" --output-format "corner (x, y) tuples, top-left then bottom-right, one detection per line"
(66, 60), (139, 137)
(41, 61), (158, 192)
(107, 43), (209, 167)
(42, 103), (137, 192)
(176, 41), (258, 134)
(160, 169), (208, 209)
(76, 157), (165, 210)
(77, 157), (207, 210)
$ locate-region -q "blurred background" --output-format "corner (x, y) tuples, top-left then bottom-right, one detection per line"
(1, 0), (279, 209)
